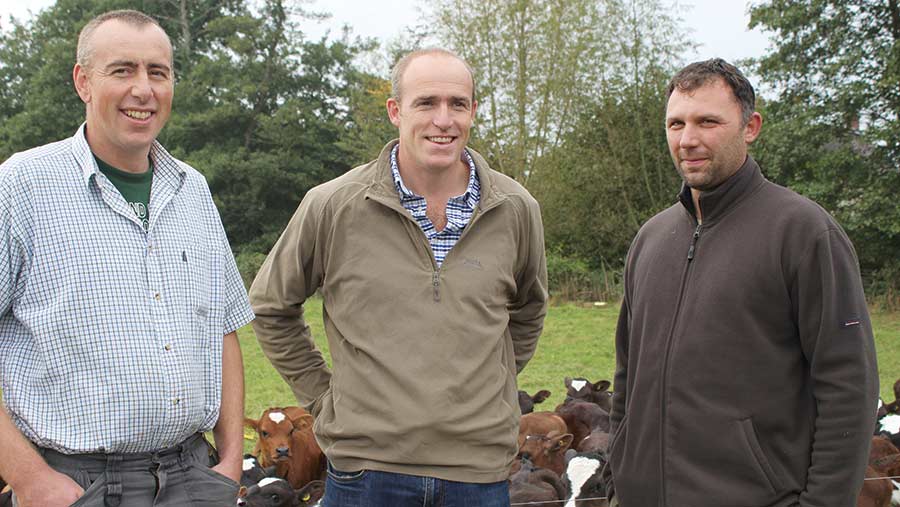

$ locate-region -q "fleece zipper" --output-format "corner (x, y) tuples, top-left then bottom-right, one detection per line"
(366, 188), (506, 303)
(658, 221), (702, 505)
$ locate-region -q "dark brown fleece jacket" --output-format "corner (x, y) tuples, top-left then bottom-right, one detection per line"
(607, 157), (878, 507)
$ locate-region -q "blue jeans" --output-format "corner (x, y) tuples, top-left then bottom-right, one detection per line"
(323, 462), (510, 507)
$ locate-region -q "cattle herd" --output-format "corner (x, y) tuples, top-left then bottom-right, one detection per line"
(0, 377), (895, 506)
(236, 377), (615, 506)
(237, 377), (900, 507)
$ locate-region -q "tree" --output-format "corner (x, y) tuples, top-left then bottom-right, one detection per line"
(428, 0), (621, 184)
(749, 0), (900, 299)
(0, 0), (378, 277)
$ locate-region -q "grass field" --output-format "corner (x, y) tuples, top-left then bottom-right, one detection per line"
(240, 297), (900, 431)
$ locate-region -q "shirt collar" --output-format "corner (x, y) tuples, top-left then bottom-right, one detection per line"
(72, 123), (186, 187)
(390, 144), (480, 205)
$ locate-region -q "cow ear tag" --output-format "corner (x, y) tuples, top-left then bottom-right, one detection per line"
(302, 494), (310, 501)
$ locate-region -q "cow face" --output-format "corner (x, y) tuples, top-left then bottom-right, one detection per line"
(564, 377), (612, 411)
(244, 408), (314, 465)
(236, 478), (325, 507)
(518, 431), (574, 475)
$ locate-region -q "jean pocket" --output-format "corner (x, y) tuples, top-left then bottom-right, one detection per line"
(326, 463), (367, 484)
(194, 464), (240, 488)
(69, 475), (107, 507)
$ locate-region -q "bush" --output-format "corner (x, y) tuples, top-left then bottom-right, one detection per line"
(546, 250), (621, 303)
(867, 260), (900, 312)
(235, 251), (268, 289)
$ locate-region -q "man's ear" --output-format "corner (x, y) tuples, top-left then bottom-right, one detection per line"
(73, 63), (92, 104)
(744, 111), (763, 144)
(386, 97), (401, 128)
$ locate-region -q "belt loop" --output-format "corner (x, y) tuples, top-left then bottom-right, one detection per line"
(104, 454), (123, 507)
(180, 434), (194, 467)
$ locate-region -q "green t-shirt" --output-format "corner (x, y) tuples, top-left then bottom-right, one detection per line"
(94, 155), (153, 231)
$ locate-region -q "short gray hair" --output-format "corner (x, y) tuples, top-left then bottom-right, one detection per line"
(76, 10), (171, 69)
(390, 48), (476, 102)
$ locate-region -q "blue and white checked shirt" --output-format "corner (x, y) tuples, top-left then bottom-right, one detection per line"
(390, 144), (480, 266)
(0, 125), (254, 454)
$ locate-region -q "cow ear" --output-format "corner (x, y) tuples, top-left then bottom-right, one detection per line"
(238, 486), (248, 498)
(594, 380), (611, 392)
(295, 480), (326, 503)
(533, 390), (551, 403)
(552, 433), (574, 452)
(564, 377), (572, 388)
(244, 417), (259, 431)
(291, 413), (314, 430)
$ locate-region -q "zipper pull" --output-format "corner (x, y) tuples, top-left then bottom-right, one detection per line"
(687, 225), (701, 261)
(432, 270), (441, 302)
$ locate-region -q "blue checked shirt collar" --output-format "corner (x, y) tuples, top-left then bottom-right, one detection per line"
(390, 144), (481, 215)
(390, 144), (480, 264)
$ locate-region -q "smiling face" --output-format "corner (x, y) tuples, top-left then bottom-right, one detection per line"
(386, 53), (477, 175)
(665, 78), (761, 192)
(73, 19), (173, 171)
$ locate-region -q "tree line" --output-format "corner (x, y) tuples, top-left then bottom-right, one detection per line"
(1, 0), (897, 305)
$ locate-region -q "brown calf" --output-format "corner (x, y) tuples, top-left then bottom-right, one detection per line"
(555, 401), (610, 447)
(856, 465), (892, 507)
(244, 407), (325, 489)
(517, 431), (574, 476)
(518, 411), (568, 448)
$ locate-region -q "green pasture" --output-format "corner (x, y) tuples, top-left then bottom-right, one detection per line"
(240, 298), (900, 439)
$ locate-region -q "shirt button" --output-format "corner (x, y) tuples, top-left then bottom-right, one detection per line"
(173, 398), (180, 405)
(164, 344), (172, 351)
(154, 293), (161, 301)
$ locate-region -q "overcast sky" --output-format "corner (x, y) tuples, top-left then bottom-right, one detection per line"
(0, 0), (771, 70)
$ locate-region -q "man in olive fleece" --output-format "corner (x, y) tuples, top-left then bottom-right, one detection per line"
(250, 48), (548, 506)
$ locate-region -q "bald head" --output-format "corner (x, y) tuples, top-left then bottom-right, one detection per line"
(390, 48), (476, 103)
(76, 10), (172, 71)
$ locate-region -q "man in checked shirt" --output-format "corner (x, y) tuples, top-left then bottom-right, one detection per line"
(0, 10), (253, 507)
(250, 48), (549, 506)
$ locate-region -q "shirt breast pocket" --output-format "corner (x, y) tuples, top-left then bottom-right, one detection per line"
(174, 242), (214, 319)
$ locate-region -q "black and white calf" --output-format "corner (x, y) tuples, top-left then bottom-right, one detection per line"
(561, 452), (608, 507)
(242, 454), (276, 487)
(236, 478), (325, 507)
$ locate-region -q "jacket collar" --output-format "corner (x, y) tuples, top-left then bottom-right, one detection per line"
(367, 139), (504, 210)
(678, 155), (765, 224)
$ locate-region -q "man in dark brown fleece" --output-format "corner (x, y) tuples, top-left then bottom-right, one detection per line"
(604, 58), (878, 507)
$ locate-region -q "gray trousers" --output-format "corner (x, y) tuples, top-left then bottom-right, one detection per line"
(14, 433), (239, 507)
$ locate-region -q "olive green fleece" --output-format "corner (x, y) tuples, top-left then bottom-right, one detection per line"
(249, 140), (548, 483)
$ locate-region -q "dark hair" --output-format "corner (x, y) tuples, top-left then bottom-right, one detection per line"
(666, 58), (755, 125)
